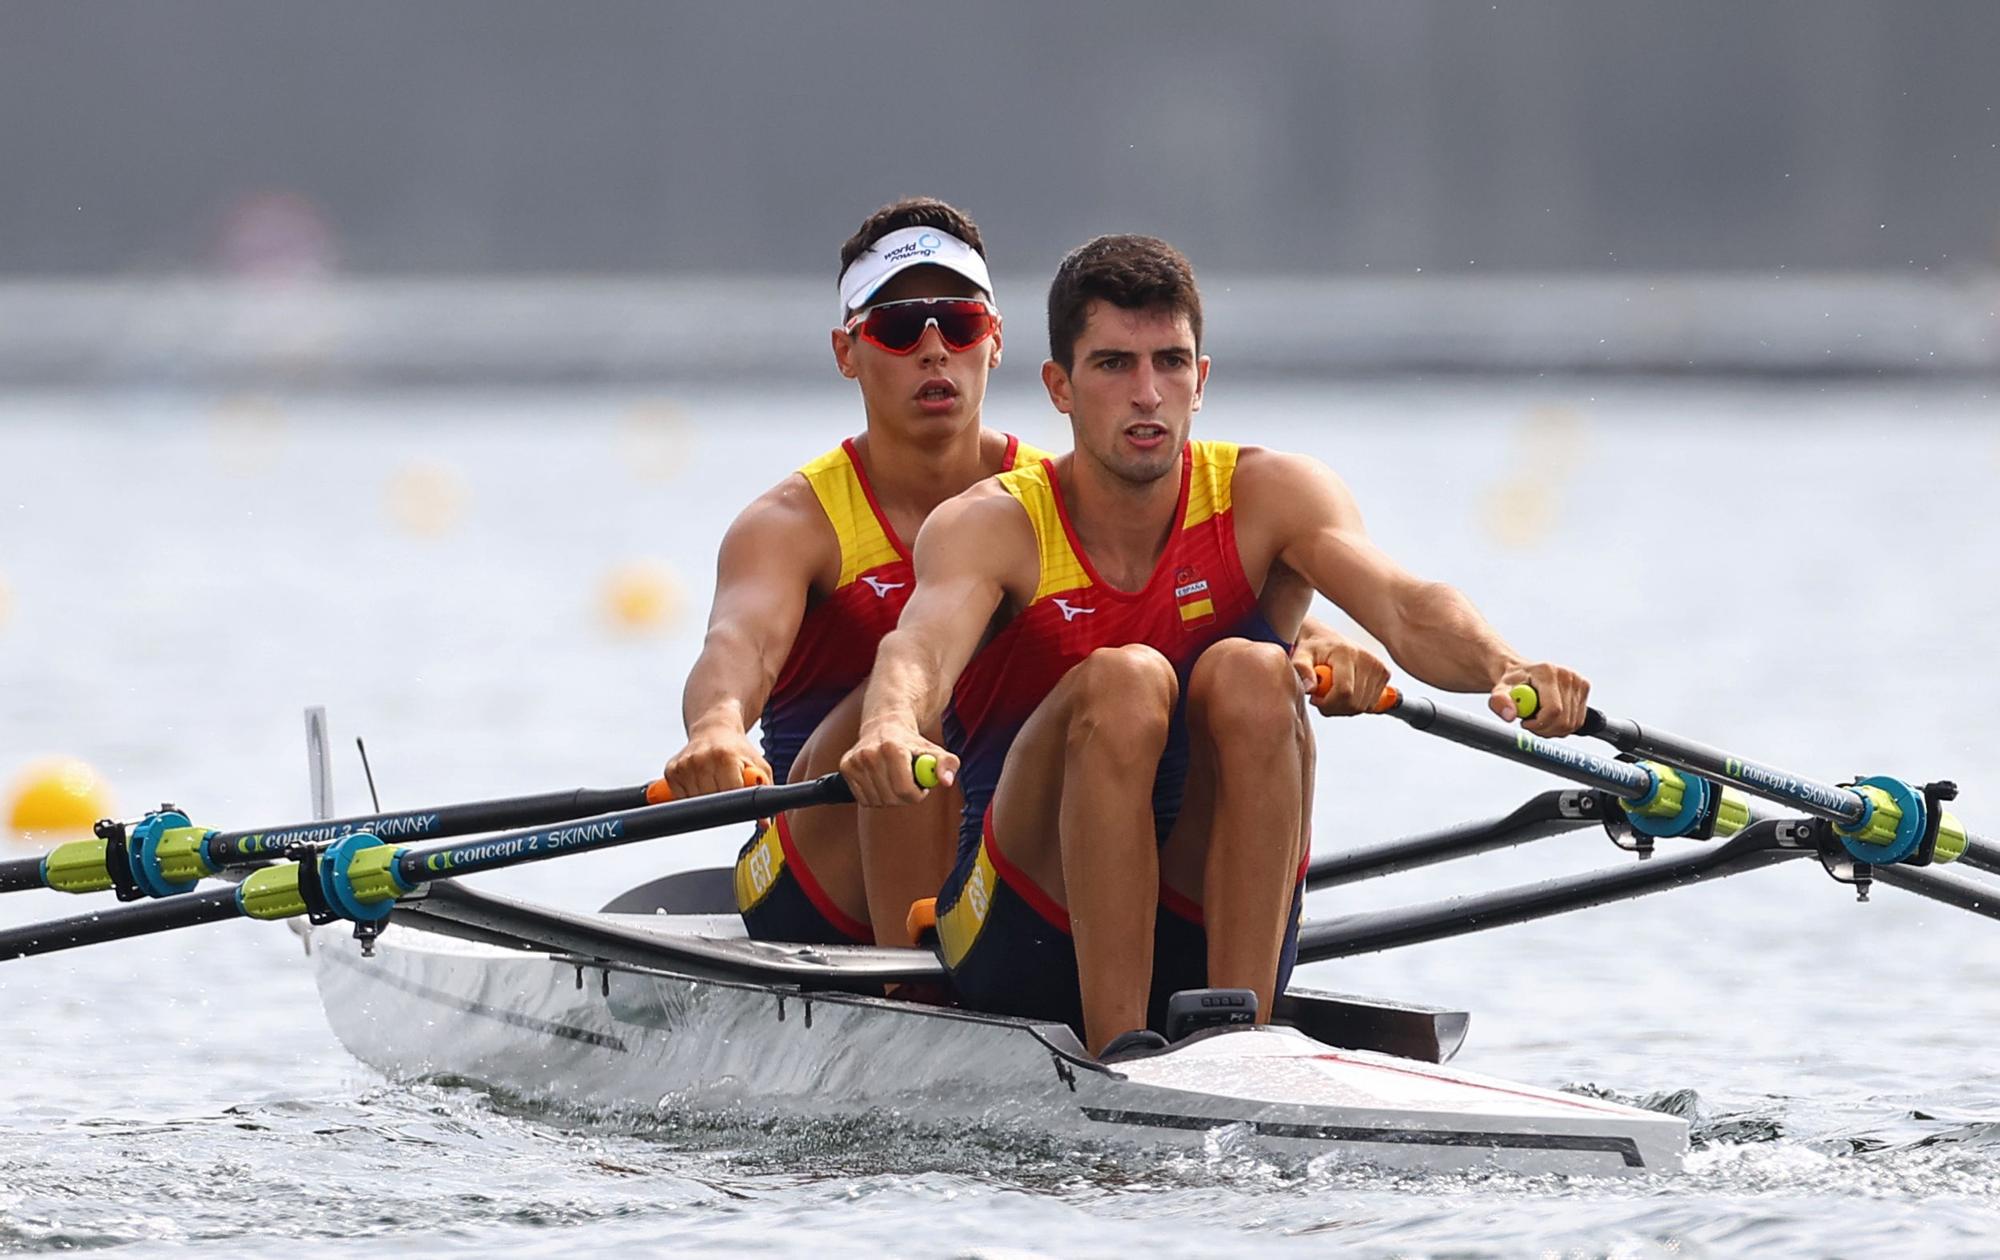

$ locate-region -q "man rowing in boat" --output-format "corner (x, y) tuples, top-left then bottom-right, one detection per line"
(662, 197), (1047, 946)
(663, 202), (1360, 953)
(842, 234), (1591, 1057)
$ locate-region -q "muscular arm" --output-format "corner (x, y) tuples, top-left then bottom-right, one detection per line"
(842, 489), (1035, 805)
(1234, 449), (1588, 733)
(665, 479), (832, 796)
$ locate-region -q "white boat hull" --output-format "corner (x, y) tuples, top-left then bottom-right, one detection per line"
(308, 918), (1686, 1176)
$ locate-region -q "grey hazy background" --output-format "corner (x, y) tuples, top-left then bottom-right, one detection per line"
(3, 1), (1998, 380)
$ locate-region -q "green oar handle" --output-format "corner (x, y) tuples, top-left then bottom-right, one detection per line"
(1507, 685), (1612, 744)
(1510, 684), (1606, 734)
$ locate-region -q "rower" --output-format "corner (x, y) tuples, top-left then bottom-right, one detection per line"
(842, 234), (1591, 1058)
(661, 198), (1048, 947)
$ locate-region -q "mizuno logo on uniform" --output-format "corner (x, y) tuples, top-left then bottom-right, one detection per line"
(861, 576), (907, 598)
(1052, 598), (1095, 621)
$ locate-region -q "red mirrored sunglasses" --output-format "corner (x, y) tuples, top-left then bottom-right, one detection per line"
(843, 298), (1000, 355)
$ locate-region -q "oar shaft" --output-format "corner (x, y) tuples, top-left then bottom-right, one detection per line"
(1580, 710), (1866, 826)
(20, 780), (681, 899)
(393, 775), (850, 883)
(0, 856), (45, 894)
(0, 769), (880, 962)
(0, 888), (242, 961)
(1305, 790), (1599, 890)
(1297, 825), (1805, 963)
(1383, 693), (1658, 801)
(1567, 699), (1980, 865)
(206, 783), (661, 863)
(1312, 670), (1748, 841)
(1874, 865), (2000, 921)
(1960, 841), (2000, 877)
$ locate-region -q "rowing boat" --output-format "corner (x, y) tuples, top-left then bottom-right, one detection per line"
(10, 689), (1994, 1183)
(304, 878), (1688, 1175)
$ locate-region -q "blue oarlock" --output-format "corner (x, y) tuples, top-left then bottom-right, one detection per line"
(1620, 765), (1710, 839)
(319, 833), (399, 922)
(1836, 775), (1928, 866)
(126, 810), (200, 899)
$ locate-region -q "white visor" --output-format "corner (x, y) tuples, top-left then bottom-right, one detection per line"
(838, 226), (994, 316)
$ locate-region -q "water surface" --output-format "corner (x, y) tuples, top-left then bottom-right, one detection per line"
(2, 381), (1998, 1256)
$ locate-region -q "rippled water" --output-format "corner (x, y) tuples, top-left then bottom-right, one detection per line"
(3, 381), (1999, 1256)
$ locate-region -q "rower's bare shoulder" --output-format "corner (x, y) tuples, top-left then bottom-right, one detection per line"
(923, 478), (1031, 542)
(1231, 446), (1361, 520)
(717, 473), (839, 580)
(1232, 444), (1338, 486)
(722, 474), (834, 544)
(913, 482), (1037, 584)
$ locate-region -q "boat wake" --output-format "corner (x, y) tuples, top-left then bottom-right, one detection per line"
(1559, 1081), (1788, 1147)
(8, 1073), (2000, 1257)
(450, 1071), (1223, 1187)
(425, 1066), (2000, 1197)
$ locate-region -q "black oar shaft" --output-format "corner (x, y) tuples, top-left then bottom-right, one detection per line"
(1306, 790), (1599, 889)
(0, 888), (243, 961)
(1384, 694), (1656, 800)
(1874, 866), (2000, 921)
(0, 773), (855, 962)
(0, 856), (45, 894)
(1297, 824), (1805, 962)
(8, 780), (672, 900)
(394, 776), (850, 883)
(1577, 705), (1993, 866)
(1960, 844), (2000, 878)
(204, 783), (658, 864)
(1580, 710), (1865, 825)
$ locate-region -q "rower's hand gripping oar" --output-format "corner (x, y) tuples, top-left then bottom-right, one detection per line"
(1310, 667), (1752, 843)
(0, 758), (938, 962)
(1505, 683), (1985, 871)
(0, 771), (760, 902)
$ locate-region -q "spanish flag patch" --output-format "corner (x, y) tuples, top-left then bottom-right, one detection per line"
(1175, 566), (1215, 628)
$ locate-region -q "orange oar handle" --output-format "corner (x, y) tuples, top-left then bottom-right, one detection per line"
(645, 764), (770, 805)
(1310, 664), (1400, 714)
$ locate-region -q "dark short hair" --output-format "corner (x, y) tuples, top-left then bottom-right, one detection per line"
(839, 197), (987, 274)
(1046, 234), (1203, 370)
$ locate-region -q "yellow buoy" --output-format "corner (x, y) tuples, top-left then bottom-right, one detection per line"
(600, 562), (682, 636)
(615, 399), (696, 483)
(1478, 479), (1559, 549)
(1519, 405), (1590, 461)
(385, 461), (470, 536)
(1478, 405), (1593, 549)
(6, 757), (114, 848)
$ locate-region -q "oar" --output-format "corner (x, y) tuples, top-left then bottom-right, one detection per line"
(0, 772), (757, 902)
(1311, 667), (1752, 842)
(0, 760), (933, 962)
(1504, 683), (1991, 871)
